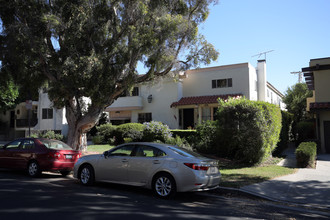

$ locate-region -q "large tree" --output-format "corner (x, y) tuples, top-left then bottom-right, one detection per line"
(0, 0), (218, 149)
(283, 83), (313, 141)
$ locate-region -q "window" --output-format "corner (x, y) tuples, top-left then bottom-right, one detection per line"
(212, 78), (232, 88)
(22, 140), (35, 150)
(5, 140), (22, 149)
(138, 113), (152, 123)
(42, 108), (53, 119)
(110, 145), (135, 156)
(134, 145), (166, 157)
(202, 107), (211, 121)
(132, 87), (139, 96)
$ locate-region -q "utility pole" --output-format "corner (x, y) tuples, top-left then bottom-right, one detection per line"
(290, 71), (303, 83)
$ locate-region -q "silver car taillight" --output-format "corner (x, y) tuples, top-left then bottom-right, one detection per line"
(184, 163), (209, 171)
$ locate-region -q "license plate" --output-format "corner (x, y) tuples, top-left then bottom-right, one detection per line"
(65, 155), (73, 159)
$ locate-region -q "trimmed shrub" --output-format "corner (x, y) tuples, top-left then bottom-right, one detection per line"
(142, 121), (172, 143)
(296, 120), (316, 146)
(165, 135), (192, 151)
(31, 130), (64, 141)
(194, 120), (217, 154)
(115, 123), (145, 144)
(96, 123), (117, 144)
(92, 135), (103, 144)
(295, 142), (317, 168)
(215, 98), (282, 165)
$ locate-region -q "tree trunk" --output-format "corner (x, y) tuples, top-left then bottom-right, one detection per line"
(65, 100), (103, 150)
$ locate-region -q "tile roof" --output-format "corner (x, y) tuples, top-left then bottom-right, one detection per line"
(170, 94), (242, 107)
(310, 102), (330, 111)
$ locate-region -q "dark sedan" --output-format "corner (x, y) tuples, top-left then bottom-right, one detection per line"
(0, 138), (81, 177)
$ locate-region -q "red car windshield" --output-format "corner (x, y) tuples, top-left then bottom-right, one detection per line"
(39, 139), (72, 150)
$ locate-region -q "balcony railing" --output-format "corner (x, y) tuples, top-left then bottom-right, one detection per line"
(16, 119), (38, 128)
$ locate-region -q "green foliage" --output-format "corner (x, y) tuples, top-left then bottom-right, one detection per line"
(0, 0), (219, 148)
(96, 124), (117, 144)
(295, 142), (317, 168)
(194, 120), (217, 153)
(31, 130), (63, 141)
(92, 135), (103, 145)
(216, 98), (282, 165)
(296, 121), (316, 145)
(283, 83), (313, 141)
(165, 135), (192, 151)
(115, 123), (145, 144)
(274, 111), (294, 156)
(0, 76), (19, 111)
(142, 121), (172, 143)
(170, 129), (196, 145)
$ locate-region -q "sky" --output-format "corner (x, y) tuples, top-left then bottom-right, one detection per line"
(198, 0), (330, 94)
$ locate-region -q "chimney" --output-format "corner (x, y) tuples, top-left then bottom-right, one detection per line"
(257, 60), (267, 101)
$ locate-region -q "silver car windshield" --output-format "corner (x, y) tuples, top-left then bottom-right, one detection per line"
(168, 146), (205, 158)
(40, 139), (72, 150)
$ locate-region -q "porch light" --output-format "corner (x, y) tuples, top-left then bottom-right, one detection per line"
(147, 95), (153, 103)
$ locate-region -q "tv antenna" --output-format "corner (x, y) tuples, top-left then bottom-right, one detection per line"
(252, 50), (274, 60)
(291, 71), (303, 83)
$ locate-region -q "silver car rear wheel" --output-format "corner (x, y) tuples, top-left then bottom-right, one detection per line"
(153, 173), (176, 198)
(80, 165), (94, 186)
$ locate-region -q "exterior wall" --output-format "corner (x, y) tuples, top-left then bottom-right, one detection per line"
(131, 78), (181, 129)
(257, 60), (267, 101)
(33, 91), (68, 136)
(182, 63), (251, 99)
(314, 70), (330, 102)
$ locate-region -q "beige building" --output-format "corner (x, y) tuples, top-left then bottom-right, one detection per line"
(303, 57), (330, 153)
(106, 60), (285, 129)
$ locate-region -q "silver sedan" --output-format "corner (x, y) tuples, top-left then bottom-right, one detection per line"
(74, 142), (221, 198)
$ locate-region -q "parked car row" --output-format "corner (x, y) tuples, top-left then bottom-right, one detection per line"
(0, 138), (221, 198)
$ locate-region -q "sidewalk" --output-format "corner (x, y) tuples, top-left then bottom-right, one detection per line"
(239, 147), (330, 211)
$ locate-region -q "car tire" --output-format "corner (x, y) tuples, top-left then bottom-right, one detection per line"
(28, 161), (41, 177)
(152, 173), (176, 199)
(79, 164), (94, 186)
(60, 171), (71, 177)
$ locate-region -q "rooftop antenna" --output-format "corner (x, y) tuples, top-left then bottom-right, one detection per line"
(252, 50), (274, 61)
(290, 71), (303, 83)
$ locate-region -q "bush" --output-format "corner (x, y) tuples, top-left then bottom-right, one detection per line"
(296, 121), (316, 146)
(96, 124), (117, 144)
(194, 120), (217, 154)
(165, 135), (192, 151)
(215, 98), (282, 165)
(115, 123), (145, 144)
(142, 121), (172, 143)
(295, 142), (317, 168)
(92, 135), (103, 144)
(31, 130), (64, 141)
(274, 111), (293, 156)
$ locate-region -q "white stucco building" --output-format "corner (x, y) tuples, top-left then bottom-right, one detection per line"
(0, 89), (68, 140)
(106, 60), (285, 129)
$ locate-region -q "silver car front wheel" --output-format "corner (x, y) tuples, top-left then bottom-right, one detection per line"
(80, 164), (94, 186)
(153, 173), (176, 198)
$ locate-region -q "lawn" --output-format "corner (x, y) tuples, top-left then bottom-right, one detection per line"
(218, 158), (297, 188)
(87, 145), (114, 153)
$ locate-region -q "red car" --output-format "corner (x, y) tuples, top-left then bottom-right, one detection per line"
(0, 138), (81, 177)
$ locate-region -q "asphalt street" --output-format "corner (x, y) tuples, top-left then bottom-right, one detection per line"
(0, 170), (329, 220)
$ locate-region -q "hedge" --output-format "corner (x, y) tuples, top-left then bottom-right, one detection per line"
(295, 142), (317, 168)
(215, 97), (282, 165)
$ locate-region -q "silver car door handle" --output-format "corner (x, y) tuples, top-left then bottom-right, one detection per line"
(122, 159), (128, 163)
(153, 160), (160, 164)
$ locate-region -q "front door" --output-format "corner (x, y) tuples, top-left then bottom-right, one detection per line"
(324, 121), (330, 153)
(183, 108), (194, 129)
